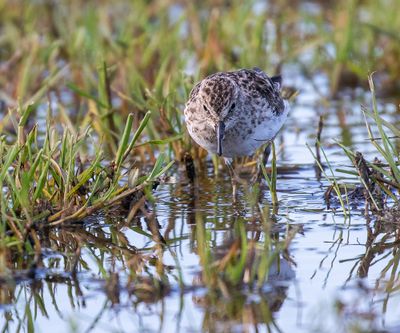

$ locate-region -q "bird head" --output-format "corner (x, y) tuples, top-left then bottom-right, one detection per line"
(198, 75), (238, 156)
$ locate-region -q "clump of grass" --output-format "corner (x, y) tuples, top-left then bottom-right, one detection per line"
(0, 104), (173, 249)
(336, 74), (400, 213)
(312, 74), (400, 215)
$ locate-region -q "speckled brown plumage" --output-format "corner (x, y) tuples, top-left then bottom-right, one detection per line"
(184, 68), (290, 158)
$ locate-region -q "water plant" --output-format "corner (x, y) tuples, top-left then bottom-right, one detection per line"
(0, 103), (173, 249)
(336, 74), (400, 212)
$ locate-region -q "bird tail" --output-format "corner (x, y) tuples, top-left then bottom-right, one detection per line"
(271, 75), (282, 87)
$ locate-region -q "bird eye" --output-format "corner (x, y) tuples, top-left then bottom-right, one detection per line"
(203, 105), (209, 112)
(230, 103), (236, 111)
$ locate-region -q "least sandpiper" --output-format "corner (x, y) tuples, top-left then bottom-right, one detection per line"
(184, 68), (289, 160)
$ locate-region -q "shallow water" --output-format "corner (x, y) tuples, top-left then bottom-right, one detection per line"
(2, 76), (400, 333)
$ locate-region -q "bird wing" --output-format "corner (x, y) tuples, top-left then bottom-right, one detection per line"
(229, 69), (284, 116)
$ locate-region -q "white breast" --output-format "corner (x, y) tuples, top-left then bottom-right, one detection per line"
(222, 101), (290, 158)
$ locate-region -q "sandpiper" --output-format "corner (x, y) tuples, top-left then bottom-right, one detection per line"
(184, 68), (289, 163)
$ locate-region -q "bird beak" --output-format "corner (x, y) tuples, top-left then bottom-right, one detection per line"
(217, 120), (225, 156)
